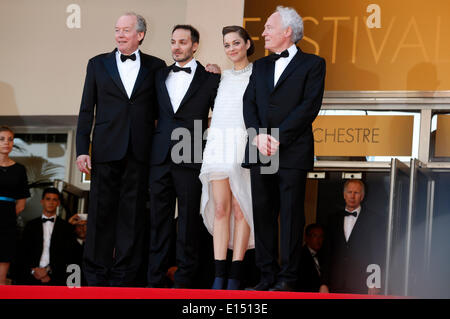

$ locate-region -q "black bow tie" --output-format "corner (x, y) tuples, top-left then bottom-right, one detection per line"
(120, 53), (136, 62)
(172, 65), (192, 74)
(268, 49), (289, 62)
(42, 217), (55, 223)
(344, 211), (358, 218)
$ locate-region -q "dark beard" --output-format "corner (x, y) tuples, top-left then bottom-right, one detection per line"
(173, 53), (193, 63)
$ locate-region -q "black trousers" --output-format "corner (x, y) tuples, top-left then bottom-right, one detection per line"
(147, 161), (202, 287)
(83, 150), (149, 287)
(250, 166), (307, 285)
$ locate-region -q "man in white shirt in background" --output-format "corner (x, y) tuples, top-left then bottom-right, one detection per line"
(320, 179), (385, 294)
(18, 188), (77, 285)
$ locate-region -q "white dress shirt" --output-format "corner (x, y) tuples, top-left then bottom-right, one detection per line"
(165, 58), (197, 113)
(274, 44), (298, 86)
(115, 49), (141, 99)
(344, 206), (362, 242)
(39, 215), (56, 268)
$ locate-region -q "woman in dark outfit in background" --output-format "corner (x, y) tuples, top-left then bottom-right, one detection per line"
(0, 126), (30, 284)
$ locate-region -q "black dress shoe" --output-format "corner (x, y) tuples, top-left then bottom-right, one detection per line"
(245, 281), (272, 291)
(269, 281), (296, 292)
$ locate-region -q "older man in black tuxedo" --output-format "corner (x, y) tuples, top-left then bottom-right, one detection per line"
(75, 13), (166, 287)
(320, 179), (385, 294)
(243, 6), (326, 291)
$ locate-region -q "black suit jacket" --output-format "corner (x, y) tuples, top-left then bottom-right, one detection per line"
(18, 217), (78, 285)
(150, 61), (220, 169)
(242, 47), (326, 169)
(321, 206), (385, 294)
(298, 245), (322, 292)
(76, 49), (166, 163)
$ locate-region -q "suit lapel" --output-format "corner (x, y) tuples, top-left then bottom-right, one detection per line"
(307, 247), (321, 276)
(35, 220), (44, 258)
(130, 50), (150, 99)
(102, 49), (128, 99)
(49, 218), (61, 260)
(273, 47), (303, 92)
(347, 208), (365, 244)
(177, 61), (205, 113)
(265, 59), (275, 92)
(338, 213), (347, 244)
(161, 65), (175, 116)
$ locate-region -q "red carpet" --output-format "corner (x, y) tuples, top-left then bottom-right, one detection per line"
(0, 285), (396, 299)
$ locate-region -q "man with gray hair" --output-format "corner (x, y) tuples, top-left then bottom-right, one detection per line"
(243, 6), (326, 291)
(76, 13), (166, 287)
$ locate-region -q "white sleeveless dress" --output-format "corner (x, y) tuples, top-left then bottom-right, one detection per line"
(199, 64), (254, 250)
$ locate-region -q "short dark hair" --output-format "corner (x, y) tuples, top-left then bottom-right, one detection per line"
(42, 187), (61, 200)
(222, 25), (255, 56)
(172, 24), (200, 44)
(305, 223), (324, 237)
(0, 126), (14, 136)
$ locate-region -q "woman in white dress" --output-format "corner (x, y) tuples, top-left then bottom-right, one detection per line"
(199, 26), (254, 290)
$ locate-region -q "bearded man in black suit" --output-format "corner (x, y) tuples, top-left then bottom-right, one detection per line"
(243, 6), (326, 291)
(146, 25), (220, 289)
(75, 12), (166, 287)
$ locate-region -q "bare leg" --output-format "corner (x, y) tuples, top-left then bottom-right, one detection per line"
(211, 179), (232, 260)
(226, 196), (250, 290)
(0, 263), (10, 285)
(231, 195), (250, 261)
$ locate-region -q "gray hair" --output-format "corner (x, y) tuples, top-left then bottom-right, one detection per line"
(276, 6), (303, 43)
(124, 12), (147, 44)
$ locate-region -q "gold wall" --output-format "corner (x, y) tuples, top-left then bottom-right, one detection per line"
(313, 115), (414, 156)
(244, 0), (450, 91)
